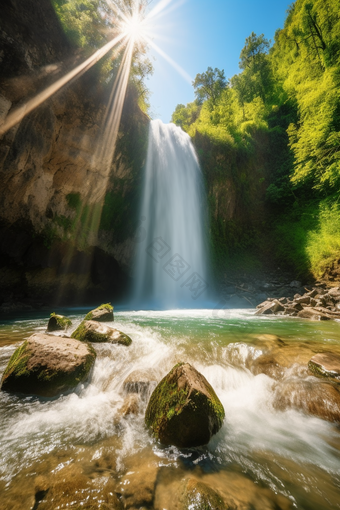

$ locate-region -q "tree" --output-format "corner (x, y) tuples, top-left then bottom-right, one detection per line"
(171, 102), (200, 132)
(192, 67), (227, 106)
(237, 32), (273, 104)
(239, 32), (270, 71)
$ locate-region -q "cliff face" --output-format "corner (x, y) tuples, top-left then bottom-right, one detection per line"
(0, 0), (149, 309)
(193, 129), (273, 272)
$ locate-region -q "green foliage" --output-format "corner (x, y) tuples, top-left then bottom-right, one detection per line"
(171, 0), (340, 278)
(53, 0), (108, 49)
(273, 198), (340, 276)
(52, 0), (153, 111)
(271, 0), (340, 190)
(192, 67), (227, 106)
(2, 342), (30, 382)
(50, 313), (72, 329)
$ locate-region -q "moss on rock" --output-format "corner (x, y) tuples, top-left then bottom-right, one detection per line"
(145, 362), (225, 447)
(72, 320), (132, 346)
(48, 313), (72, 332)
(84, 304), (114, 322)
(1, 334), (96, 397)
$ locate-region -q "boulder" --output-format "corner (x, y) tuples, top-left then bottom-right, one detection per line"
(47, 313), (72, 332)
(308, 352), (340, 382)
(273, 380), (340, 423)
(297, 308), (331, 321)
(294, 296), (310, 305)
(255, 300), (284, 315)
(84, 303), (114, 322)
(283, 307), (297, 316)
(123, 369), (158, 397)
(145, 362), (225, 448)
(327, 287), (340, 300)
(0, 333), (96, 397)
(71, 321), (132, 346)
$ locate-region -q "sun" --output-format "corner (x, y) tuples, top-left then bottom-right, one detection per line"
(121, 14), (148, 43)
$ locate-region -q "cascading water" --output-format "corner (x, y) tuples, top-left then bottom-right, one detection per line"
(133, 119), (209, 309)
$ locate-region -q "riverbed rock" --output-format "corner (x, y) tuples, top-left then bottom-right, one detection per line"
(254, 284), (340, 321)
(255, 300), (284, 315)
(47, 312), (72, 332)
(34, 463), (120, 510)
(297, 308), (331, 320)
(154, 469), (293, 510)
(84, 303), (114, 322)
(145, 362), (225, 447)
(0, 333), (96, 397)
(72, 320), (132, 346)
(123, 369), (158, 398)
(273, 379), (340, 423)
(118, 394), (140, 417)
(308, 352), (340, 382)
(179, 478), (227, 510)
(116, 451), (159, 509)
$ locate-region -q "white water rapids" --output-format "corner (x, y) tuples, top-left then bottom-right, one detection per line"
(1, 310), (340, 509)
(133, 120), (209, 309)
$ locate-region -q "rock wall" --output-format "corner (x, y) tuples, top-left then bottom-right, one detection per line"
(0, 0), (149, 309)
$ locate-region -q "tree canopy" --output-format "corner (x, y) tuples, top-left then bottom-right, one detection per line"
(192, 67), (227, 106)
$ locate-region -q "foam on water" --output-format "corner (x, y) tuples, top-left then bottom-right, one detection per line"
(0, 309), (340, 507)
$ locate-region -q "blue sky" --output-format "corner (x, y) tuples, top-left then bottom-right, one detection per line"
(145, 0), (291, 122)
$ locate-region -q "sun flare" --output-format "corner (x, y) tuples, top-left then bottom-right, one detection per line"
(121, 15), (145, 41)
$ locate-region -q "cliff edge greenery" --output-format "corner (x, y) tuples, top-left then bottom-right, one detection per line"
(172, 0), (340, 279)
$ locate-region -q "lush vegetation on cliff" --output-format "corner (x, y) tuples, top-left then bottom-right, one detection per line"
(172, 0), (340, 278)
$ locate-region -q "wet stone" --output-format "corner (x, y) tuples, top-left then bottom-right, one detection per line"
(72, 320), (132, 346)
(47, 313), (72, 332)
(123, 369), (158, 398)
(273, 379), (340, 423)
(145, 362), (225, 448)
(309, 352), (340, 382)
(84, 303), (114, 322)
(0, 333), (96, 397)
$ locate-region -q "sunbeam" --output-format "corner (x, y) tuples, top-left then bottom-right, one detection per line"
(0, 32), (126, 137)
(144, 36), (192, 83)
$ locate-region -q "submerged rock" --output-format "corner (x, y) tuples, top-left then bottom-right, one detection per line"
(116, 451), (159, 509)
(118, 394), (140, 417)
(84, 303), (114, 322)
(308, 352), (340, 382)
(71, 320), (132, 346)
(47, 313), (72, 332)
(0, 333), (96, 397)
(123, 369), (158, 397)
(179, 478), (227, 510)
(145, 362), (225, 448)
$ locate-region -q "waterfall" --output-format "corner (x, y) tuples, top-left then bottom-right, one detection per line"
(133, 119), (209, 309)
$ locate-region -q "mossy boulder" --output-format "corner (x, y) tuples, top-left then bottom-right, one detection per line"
(179, 478), (227, 510)
(0, 333), (96, 397)
(47, 313), (72, 332)
(71, 320), (132, 346)
(145, 362), (225, 447)
(84, 304), (114, 322)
